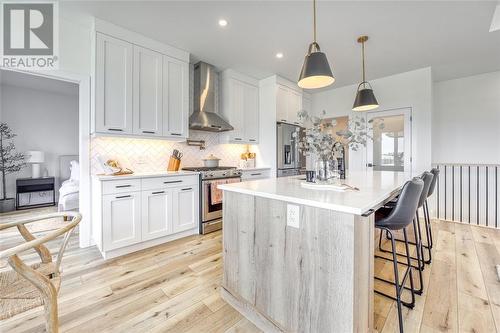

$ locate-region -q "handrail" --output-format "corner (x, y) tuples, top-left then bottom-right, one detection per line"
(432, 163), (499, 229)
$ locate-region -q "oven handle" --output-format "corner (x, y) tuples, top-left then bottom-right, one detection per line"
(202, 177), (242, 183)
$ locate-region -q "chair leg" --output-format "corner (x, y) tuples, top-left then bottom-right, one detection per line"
(424, 200), (434, 248)
(42, 293), (59, 333)
(402, 227), (416, 307)
(411, 217), (424, 295)
(389, 230), (405, 333)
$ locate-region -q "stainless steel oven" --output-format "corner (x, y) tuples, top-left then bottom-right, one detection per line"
(182, 167), (242, 234)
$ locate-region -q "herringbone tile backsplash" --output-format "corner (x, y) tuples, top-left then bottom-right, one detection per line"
(90, 131), (252, 174)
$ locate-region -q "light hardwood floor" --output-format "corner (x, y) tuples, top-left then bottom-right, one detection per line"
(1, 217), (499, 332)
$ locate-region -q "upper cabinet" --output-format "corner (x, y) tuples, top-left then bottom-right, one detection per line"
(93, 20), (189, 140)
(95, 33), (134, 134)
(220, 70), (260, 144)
(276, 82), (303, 126)
(133, 45), (163, 136)
(162, 56), (189, 138)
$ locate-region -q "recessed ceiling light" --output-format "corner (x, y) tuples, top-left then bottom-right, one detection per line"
(218, 19), (228, 27)
(276, 52), (284, 59)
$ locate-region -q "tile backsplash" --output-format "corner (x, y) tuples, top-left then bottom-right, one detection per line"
(90, 131), (252, 174)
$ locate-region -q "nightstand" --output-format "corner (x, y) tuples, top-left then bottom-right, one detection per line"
(16, 177), (56, 210)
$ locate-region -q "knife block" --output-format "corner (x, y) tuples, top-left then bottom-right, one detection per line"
(167, 157), (181, 171)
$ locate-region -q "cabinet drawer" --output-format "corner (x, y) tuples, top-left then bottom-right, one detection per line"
(141, 175), (198, 191)
(241, 169), (271, 181)
(102, 179), (141, 195)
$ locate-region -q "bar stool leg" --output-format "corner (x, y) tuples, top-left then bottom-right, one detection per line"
(388, 229), (405, 333)
(402, 227), (416, 307)
(412, 217), (424, 295)
(424, 200), (434, 248)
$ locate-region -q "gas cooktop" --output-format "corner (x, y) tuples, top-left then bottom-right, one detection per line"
(182, 166), (236, 172)
(182, 166), (241, 180)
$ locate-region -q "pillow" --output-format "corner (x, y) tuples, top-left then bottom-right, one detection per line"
(69, 160), (80, 181)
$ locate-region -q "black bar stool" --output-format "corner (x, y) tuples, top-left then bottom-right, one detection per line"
(423, 168), (439, 250)
(374, 178), (424, 333)
(379, 171), (434, 294)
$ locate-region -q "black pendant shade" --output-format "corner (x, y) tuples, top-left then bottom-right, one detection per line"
(297, 0), (335, 90)
(352, 82), (379, 112)
(298, 43), (335, 89)
(352, 36), (379, 111)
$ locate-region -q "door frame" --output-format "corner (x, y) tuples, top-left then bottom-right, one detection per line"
(2, 68), (92, 248)
(365, 107), (413, 173)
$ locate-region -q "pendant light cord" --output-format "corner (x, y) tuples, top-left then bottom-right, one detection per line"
(313, 0), (317, 43)
(361, 40), (366, 83)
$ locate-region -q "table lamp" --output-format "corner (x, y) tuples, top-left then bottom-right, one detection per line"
(26, 151), (45, 178)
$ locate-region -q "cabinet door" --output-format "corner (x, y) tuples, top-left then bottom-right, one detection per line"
(133, 46), (163, 136)
(95, 33), (133, 134)
(142, 189), (172, 241)
(163, 56), (189, 138)
(243, 83), (259, 143)
(288, 90), (303, 126)
(228, 79), (245, 142)
(173, 186), (198, 233)
(276, 85), (289, 123)
(102, 192), (141, 251)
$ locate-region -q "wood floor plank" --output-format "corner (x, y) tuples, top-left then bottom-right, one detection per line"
(457, 292), (497, 333)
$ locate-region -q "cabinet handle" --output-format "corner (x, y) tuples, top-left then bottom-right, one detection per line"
(164, 180), (182, 184)
(250, 173), (262, 176)
(249, 139), (256, 142)
(116, 195), (131, 199)
(181, 187), (192, 191)
(234, 138), (242, 141)
(115, 185), (132, 188)
(108, 128), (123, 132)
(152, 191), (165, 194)
(143, 130), (155, 134)
(281, 119), (287, 122)
(210, 125), (222, 129)
(170, 133), (182, 136)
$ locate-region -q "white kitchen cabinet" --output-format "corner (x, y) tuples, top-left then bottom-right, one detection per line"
(141, 189), (172, 241)
(93, 21), (190, 139)
(92, 173), (199, 259)
(102, 191), (141, 251)
(162, 56), (189, 138)
(133, 46), (163, 136)
(221, 70), (259, 144)
(173, 186), (198, 233)
(276, 83), (303, 126)
(95, 33), (134, 134)
(241, 168), (271, 181)
(244, 83), (259, 143)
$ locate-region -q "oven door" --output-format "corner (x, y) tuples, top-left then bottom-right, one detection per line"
(202, 177), (241, 222)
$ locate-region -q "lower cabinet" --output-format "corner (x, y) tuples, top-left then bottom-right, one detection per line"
(102, 192), (142, 251)
(97, 175), (199, 257)
(173, 186), (198, 233)
(142, 189), (172, 241)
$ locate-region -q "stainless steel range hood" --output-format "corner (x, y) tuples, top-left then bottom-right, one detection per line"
(189, 62), (234, 132)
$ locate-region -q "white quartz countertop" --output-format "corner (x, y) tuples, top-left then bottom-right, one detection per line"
(93, 170), (199, 181)
(218, 171), (413, 215)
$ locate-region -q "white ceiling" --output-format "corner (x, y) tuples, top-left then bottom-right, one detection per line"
(62, 1), (500, 88)
(0, 70), (79, 96)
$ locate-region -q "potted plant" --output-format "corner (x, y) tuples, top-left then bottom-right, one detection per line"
(0, 123), (26, 212)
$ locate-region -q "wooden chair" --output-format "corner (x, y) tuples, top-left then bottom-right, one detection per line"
(0, 211), (82, 333)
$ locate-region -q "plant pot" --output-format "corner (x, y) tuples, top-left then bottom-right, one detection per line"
(0, 198), (16, 213)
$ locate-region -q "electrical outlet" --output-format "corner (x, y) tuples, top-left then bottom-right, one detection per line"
(287, 204), (300, 228)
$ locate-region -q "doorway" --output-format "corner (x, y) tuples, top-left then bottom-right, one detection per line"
(366, 108), (412, 172)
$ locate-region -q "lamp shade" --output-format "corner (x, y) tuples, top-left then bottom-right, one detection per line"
(26, 151), (45, 163)
(352, 83), (379, 112)
(298, 44), (335, 89)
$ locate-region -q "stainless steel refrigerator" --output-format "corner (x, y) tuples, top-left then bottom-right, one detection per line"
(276, 122), (305, 177)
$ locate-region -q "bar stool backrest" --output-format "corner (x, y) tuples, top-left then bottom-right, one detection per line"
(427, 168), (440, 197)
(381, 178), (424, 229)
(418, 172), (434, 208)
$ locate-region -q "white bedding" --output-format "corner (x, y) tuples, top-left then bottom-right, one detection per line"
(58, 179), (79, 211)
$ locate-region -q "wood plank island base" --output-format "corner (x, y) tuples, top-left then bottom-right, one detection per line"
(218, 171), (410, 333)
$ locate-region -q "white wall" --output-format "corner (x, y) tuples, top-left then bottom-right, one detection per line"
(0, 84), (79, 199)
(433, 70), (500, 164)
(311, 67), (433, 173)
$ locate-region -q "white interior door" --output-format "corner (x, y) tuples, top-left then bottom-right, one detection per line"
(366, 108), (412, 172)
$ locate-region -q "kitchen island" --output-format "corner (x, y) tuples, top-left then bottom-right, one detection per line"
(218, 171), (410, 333)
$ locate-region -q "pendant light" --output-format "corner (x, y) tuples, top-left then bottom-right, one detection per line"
(298, 0), (335, 89)
(352, 36), (379, 111)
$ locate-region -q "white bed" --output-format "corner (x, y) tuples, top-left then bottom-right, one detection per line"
(58, 155), (79, 212)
